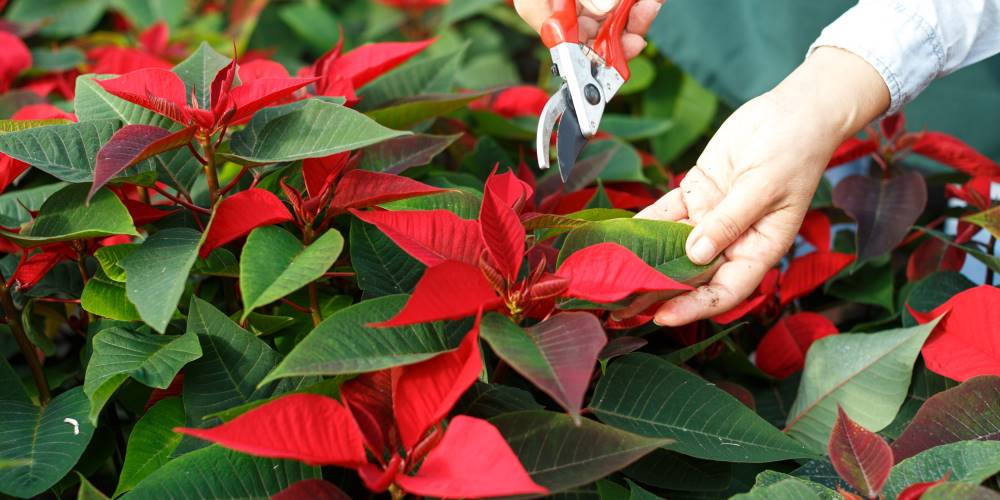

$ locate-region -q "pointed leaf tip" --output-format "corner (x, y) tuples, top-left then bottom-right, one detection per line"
(828, 405), (893, 498)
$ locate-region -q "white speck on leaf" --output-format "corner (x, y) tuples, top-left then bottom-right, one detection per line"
(64, 418), (79, 435)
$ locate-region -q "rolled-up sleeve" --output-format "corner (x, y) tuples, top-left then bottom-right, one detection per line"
(809, 0), (1000, 115)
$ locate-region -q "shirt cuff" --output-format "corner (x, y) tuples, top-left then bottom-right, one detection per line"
(808, 0), (946, 116)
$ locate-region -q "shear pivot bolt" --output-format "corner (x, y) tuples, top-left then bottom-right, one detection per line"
(584, 84), (601, 105)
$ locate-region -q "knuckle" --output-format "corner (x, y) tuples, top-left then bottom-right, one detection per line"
(711, 213), (744, 242)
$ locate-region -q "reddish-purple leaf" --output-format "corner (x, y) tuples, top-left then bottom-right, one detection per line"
(557, 243), (692, 303)
(755, 312), (838, 379)
(361, 134), (460, 175)
(480, 311), (606, 423)
(833, 172), (928, 261)
(340, 370), (397, 455)
(911, 131), (1000, 178)
(828, 405), (894, 499)
(95, 68), (190, 124)
(121, 199), (178, 226)
(329, 170), (443, 212)
(335, 39), (436, 89)
(891, 376), (1000, 462)
(90, 125), (196, 201)
(371, 261), (502, 327)
(480, 177), (526, 281)
(393, 323), (482, 450)
(779, 252), (855, 305)
(350, 209), (483, 267)
(912, 286), (1000, 382)
(599, 336), (648, 360)
(200, 188), (294, 258)
(174, 393), (367, 467)
(395, 416), (547, 498)
(828, 136), (879, 168)
(272, 480), (351, 500)
(906, 236), (966, 282)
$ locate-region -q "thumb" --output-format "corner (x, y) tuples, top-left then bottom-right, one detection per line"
(685, 182), (772, 265)
(580, 0), (619, 16)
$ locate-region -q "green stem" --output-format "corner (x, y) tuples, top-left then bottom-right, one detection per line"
(0, 278), (50, 404)
(201, 135), (220, 205)
(303, 226), (322, 327)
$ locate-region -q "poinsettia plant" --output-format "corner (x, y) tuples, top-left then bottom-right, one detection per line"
(0, 1), (999, 499)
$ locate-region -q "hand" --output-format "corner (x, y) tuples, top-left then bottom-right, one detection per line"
(513, 0), (664, 59)
(620, 47), (891, 325)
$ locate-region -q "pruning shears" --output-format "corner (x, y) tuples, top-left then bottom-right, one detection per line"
(536, 0), (636, 182)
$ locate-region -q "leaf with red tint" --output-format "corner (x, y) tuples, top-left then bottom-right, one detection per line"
(480, 179), (526, 281)
(912, 286), (1000, 382)
(0, 31), (31, 93)
(485, 169), (533, 211)
(329, 170), (443, 212)
(557, 243), (691, 303)
(833, 172), (928, 261)
(829, 406), (893, 498)
(121, 199), (178, 226)
(544, 186), (655, 214)
(144, 373), (184, 411)
(891, 376), (1000, 462)
(906, 236), (966, 282)
(88, 47), (172, 75)
(946, 176), (993, 211)
(138, 21), (169, 55)
(896, 473), (951, 500)
(11, 103), (76, 121)
(881, 113), (905, 139)
(200, 188), (294, 258)
(395, 416), (547, 498)
(779, 252), (855, 305)
(340, 370), (398, 455)
(303, 152), (350, 199)
(95, 68), (190, 124)
(228, 61), (316, 124)
(175, 393), (367, 467)
(0, 156), (28, 194)
(713, 271), (778, 324)
(800, 210), (831, 252)
(371, 261), (501, 327)
(755, 312), (838, 379)
(350, 209), (483, 266)
(394, 323), (482, 449)
(335, 39), (436, 89)
(472, 85), (550, 118)
(358, 455), (402, 493)
(911, 131), (1000, 178)
(272, 479), (351, 500)
(91, 125), (196, 201)
(12, 245), (74, 290)
(828, 136), (879, 168)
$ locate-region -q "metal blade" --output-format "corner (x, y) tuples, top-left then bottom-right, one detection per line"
(556, 98), (588, 182)
(536, 86), (568, 171)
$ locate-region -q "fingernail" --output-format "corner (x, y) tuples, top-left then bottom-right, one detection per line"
(688, 236), (716, 264)
(609, 312), (622, 322)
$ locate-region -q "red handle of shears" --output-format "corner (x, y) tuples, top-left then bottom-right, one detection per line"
(540, 0), (637, 81)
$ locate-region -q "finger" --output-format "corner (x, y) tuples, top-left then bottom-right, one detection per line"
(685, 178), (775, 265)
(635, 188), (687, 221)
(622, 33), (648, 59)
(653, 257), (769, 326)
(513, 0), (551, 32)
(675, 168), (725, 223)
(579, 16), (601, 44)
(610, 289), (683, 321)
(581, 0), (619, 16)
(626, 0), (663, 37)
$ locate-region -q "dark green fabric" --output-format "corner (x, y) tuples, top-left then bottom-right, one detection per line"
(651, 0), (1000, 159)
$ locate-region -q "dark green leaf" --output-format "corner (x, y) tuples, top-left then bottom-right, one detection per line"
(114, 398), (185, 496)
(0, 184), (137, 247)
(121, 228), (201, 333)
(349, 218), (424, 297)
(171, 43), (230, 110)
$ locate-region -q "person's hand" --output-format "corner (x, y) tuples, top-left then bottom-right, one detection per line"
(619, 47), (891, 326)
(513, 0), (664, 59)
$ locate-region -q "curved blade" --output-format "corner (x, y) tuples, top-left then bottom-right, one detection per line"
(536, 87), (567, 171)
(557, 101), (588, 183)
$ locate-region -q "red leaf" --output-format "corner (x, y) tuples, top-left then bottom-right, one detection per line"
(0, 31), (31, 93)
(472, 85), (550, 118)
(881, 113), (906, 139)
(485, 169), (533, 211)
(12, 245), (74, 290)
(712, 268), (779, 324)
(340, 370), (398, 455)
(557, 243), (692, 303)
(335, 39), (436, 89)
(229, 74), (316, 124)
(358, 455), (402, 493)
(350, 209), (483, 267)
(396, 415), (547, 498)
(329, 170), (444, 212)
(828, 136), (879, 168)
(138, 21), (170, 55)
(88, 47), (172, 75)
(303, 152), (350, 199)
(800, 210), (831, 252)
(913, 286), (1000, 381)
(897, 473), (951, 500)
(175, 393), (367, 467)
(544, 186), (655, 214)
(946, 176), (993, 211)
(371, 261), (501, 327)
(0, 155), (29, 194)
(779, 252), (854, 305)
(906, 236), (966, 282)
(833, 172), (928, 261)
(828, 406), (893, 498)
(144, 373), (183, 411)
(91, 125), (196, 200)
(200, 189), (294, 258)
(95, 68), (190, 124)
(911, 131), (1000, 178)
(121, 198), (178, 226)
(11, 103), (76, 121)
(755, 312), (838, 379)
(272, 479), (351, 500)
(479, 177), (526, 281)
(393, 322), (482, 449)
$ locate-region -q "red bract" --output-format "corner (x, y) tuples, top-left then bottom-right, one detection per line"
(712, 268), (779, 324)
(911, 131), (1000, 178)
(471, 85), (550, 118)
(779, 252), (854, 305)
(828, 135), (879, 168)
(305, 37), (435, 106)
(0, 31), (30, 93)
(352, 209), (483, 266)
(557, 243), (691, 303)
(199, 188), (294, 258)
(910, 285), (1000, 381)
(828, 406), (893, 499)
(946, 175), (994, 211)
(178, 323), (546, 498)
(755, 312), (838, 379)
(11, 244), (76, 290)
(896, 474), (951, 500)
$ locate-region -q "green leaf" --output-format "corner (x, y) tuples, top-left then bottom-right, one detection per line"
(110, 0), (188, 28)
(81, 269), (142, 321)
(77, 473), (110, 500)
(278, 2), (340, 52)
(490, 411), (670, 494)
(349, 217), (424, 297)
(83, 327), (202, 424)
(381, 189), (482, 219)
(239, 226), (343, 320)
(623, 449), (732, 492)
(882, 441), (1000, 499)
(626, 479), (662, 500)
(663, 322), (745, 364)
(357, 45), (467, 111)
(29, 46), (85, 72)
(591, 353), (813, 462)
(599, 115), (673, 142)
(171, 42), (231, 110)
(0, 183), (65, 227)
(357, 133), (460, 174)
(456, 382), (543, 419)
(126, 445), (319, 498)
(262, 295), (469, 383)
(114, 398), (185, 497)
(920, 226), (1000, 276)
(785, 320), (939, 452)
(732, 471), (837, 500)
(0, 184), (137, 247)
(922, 481), (1000, 500)
(367, 92), (486, 129)
(643, 67), (718, 163)
(230, 98), (409, 163)
(94, 244), (139, 282)
(121, 228), (201, 333)
(441, 0), (501, 24)
(7, 0), (107, 37)
(193, 249), (239, 278)
(903, 272), (975, 327)
(618, 56), (656, 96)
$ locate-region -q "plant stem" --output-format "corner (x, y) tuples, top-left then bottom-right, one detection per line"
(389, 484), (406, 500)
(303, 225), (323, 327)
(201, 135), (220, 205)
(0, 278), (50, 404)
(988, 235), (997, 285)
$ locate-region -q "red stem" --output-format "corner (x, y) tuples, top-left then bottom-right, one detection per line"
(151, 185), (212, 215)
